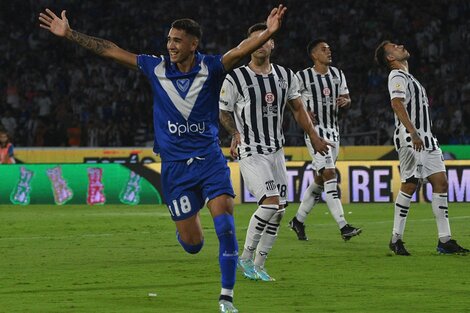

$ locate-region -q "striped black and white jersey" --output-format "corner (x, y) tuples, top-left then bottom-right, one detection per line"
(219, 64), (300, 159)
(388, 69), (439, 151)
(296, 66), (348, 142)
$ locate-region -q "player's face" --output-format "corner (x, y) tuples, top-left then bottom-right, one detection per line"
(0, 133), (7, 143)
(312, 42), (332, 65)
(385, 43), (410, 62)
(167, 28), (198, 64)
(249, 30), (274, 58)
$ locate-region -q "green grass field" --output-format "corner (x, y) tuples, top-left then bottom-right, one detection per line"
(1, 203), (469, 313)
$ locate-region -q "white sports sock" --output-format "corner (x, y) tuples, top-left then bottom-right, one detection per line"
(220, 288), (234, 298)
(391, 191), (412, 243)
(296, 182), (323, 223)
(241, 204), (278, 260)
(432, 193), (451, 241)
(324, 179), (347, 229)
(254, 208), (285, 267)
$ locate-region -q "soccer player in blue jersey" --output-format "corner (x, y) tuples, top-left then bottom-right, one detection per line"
(40, 5), (287, 313)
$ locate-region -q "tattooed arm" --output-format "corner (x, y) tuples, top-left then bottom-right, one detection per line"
(219, 109), (240, 159)
(39, 9), (137, 69)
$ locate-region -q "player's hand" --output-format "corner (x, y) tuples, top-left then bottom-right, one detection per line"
(266, 5), (287, 34)
(411, 132), (424, 152)
(336, 97), (350, 108)
(311, 137), (333, 156)
(39, 9), (70, 37)
(230, 132), (241, 159)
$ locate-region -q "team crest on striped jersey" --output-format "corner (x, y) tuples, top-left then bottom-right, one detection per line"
(278, 78), (288, 89)
(323, 87), (331, 96)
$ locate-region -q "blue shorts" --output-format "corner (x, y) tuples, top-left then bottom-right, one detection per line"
(162, 150), (235, 221)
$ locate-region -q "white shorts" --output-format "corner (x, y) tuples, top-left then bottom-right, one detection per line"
(239, 149), (288, 205)
(398, 147), (446, 183)
(305, 137), (339, 175)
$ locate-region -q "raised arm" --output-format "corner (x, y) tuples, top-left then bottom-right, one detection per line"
(221, 5), (287, 71)
(288, 97), (332, 156)
(39, 9), (137, 69)
(391, 97), (424, 151)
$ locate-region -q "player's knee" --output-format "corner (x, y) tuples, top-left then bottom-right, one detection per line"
(432, 179), (448, 193)
(214, 213), (236, 237)
(271, 208), (286, 223)
(176, 230), (204, 254)
(322, 168), (336, 180)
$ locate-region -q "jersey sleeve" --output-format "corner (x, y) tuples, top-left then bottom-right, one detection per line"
(388, 71), (408, 100)
(219, 75), (238, 112)
(339, 70), (349, 95)
(296, 71), (307, 94)
(137, 54), (162, 77)
(287, 70), (301, 101)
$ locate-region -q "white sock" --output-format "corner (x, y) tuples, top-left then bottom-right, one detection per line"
(296, 182), (323, 223)
(432, 193), (451, 242)
(391, 191), (412, 243)
(220, 288), (234, 298)
(324, 179), (347, 229)
(254, 208), (285, 267)
(241, 204), (278, 260)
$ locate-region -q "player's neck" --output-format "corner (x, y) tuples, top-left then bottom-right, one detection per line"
(248, 58), (271, 75)
(312, 64), (328, 75)
(176, 54), (196, 73)
(391, 61), (409, 73)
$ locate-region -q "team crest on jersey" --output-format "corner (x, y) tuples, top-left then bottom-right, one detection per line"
(323, 87), (331, 96)
(278, 78), (288, 89)
(176, 79), (190, 92)
(265, 92), (275, 105)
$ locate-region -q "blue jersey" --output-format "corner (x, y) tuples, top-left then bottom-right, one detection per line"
(137, 53), (226, 161)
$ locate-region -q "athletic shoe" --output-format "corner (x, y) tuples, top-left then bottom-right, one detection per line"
(288, 217), (308, 240)
(254, 265), (275, 281)
(437, 239), (469, 254)
(389, 239), (411, 256)
(340, 224), (362, 241)
(237, 258), (258, 280)
(219, 300), (239, 313)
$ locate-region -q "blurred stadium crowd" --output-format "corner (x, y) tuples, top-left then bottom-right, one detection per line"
(1, 0), (470, 148)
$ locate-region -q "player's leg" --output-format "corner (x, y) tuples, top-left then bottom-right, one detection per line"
(290, 174), (323, 240)
(390, 147), (418, 255)
(424, 150), (468, 254)
(200, 151), (239, 310)
(253, 150), (288, 281)
(207, 195), (239, 307)
(174, 213), (204, 253)
(291, 137), (324, 238)
(238, 153), (281, 280)
(162, 161), (206, 254)
(321, 167), (361, 240)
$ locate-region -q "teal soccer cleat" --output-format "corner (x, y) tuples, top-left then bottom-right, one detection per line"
(254, 265), (275, 281)
(237, 258), (258, 280)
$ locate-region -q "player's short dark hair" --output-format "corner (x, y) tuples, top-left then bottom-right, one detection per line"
(374, 40), (391, 69)
(307, 38), (327, 56)
(247, 22), (267, 37)
(171, 18), (202, 40)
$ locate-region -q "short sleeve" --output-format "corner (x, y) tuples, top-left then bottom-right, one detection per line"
(339, 70), (349, 95)
(137, 54), (162, 77)
(287, 70), (301, 101)
(219, 76), (238, 112)
(388, 71), (408, 100)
